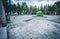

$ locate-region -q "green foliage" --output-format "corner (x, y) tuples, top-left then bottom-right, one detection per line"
(21, 2), (28, 14)
(17, 2), (21, 15)
(36, 11), (43, 16)
(55, 1), (60, 12)
(11, 4), (17, 13)
(31, 6), (38, 14)
(47, 1), (60, 15)
(3, 1), (60, 15)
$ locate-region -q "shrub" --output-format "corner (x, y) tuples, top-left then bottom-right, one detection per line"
(36, 11), (43, 16)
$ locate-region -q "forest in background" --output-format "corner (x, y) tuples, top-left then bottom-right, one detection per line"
(3, 0), (60, 15)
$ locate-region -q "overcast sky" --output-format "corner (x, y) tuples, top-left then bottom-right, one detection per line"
(11, 0), (60, 7)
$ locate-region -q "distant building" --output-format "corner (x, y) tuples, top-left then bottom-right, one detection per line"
(0, 0), (6, 27)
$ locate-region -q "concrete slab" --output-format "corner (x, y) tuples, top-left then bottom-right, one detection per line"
(7, 15), (60, 39)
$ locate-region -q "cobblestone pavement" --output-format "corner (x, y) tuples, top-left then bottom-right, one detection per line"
(7, 15), (60, 39)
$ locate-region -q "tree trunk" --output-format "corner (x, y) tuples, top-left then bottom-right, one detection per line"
(0, 0), (6, 27)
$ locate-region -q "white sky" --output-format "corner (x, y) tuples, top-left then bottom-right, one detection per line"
(11, 0), (60, 7)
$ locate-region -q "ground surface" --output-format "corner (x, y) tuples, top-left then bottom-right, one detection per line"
(0, 15), (60, 39)
(0, 27), (7, 39)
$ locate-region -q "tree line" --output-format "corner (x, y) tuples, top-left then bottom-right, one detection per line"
(3, 0), (60, 15)
(43, 1), (60, 15)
